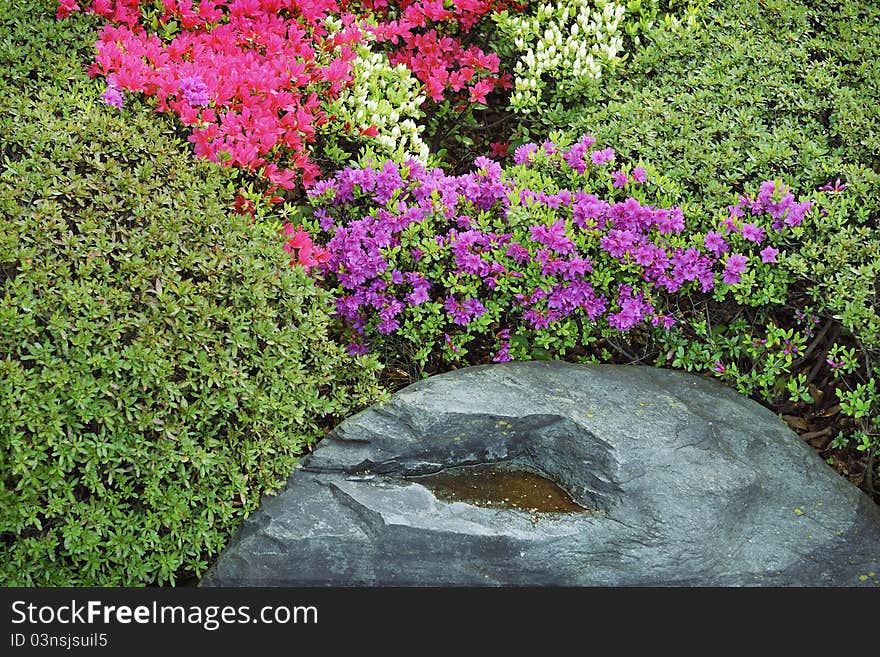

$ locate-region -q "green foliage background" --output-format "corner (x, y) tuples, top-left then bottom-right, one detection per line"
(1, 0), (878, 585)
(569, 0), (879, 219)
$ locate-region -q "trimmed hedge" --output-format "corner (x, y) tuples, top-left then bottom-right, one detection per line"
(0, 1), (384, 585)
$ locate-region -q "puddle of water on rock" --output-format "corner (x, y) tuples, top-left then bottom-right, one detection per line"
(410, 463), (586, 513)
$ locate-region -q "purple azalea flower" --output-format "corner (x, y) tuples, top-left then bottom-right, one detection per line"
(728, 202), (745, 220)
(590, 147), (615, 165)
(741, 222), (765, 244)
(178, 76), (210, 107)
(444, 333), (462, 354)
(704, 231), (729, 256)
(529, 221), (575, 254)
(348, 342), (369, 356)
(492, 345), (511, 362)
(600, 229), (638, 259)
(462, 297), (487, 320)
(101, 83), (124, 109)
(819, 179), (847, 193)
(563, 142), (589, 174)
(513, 143), (538, 165)
(759, 245), (779, 263)
(607, 285), (653, 331)
(505, 242), (531, 264)
(653, 207), (685, 234)
(572, 192), (609, 229)
(757, 180), (780, 207)
(723, 254), (748, 284)
(651, 314), (676, 329)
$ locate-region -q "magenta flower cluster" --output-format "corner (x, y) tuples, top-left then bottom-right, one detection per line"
(299, 136), (809, 362)
(58, 0), (520, 192)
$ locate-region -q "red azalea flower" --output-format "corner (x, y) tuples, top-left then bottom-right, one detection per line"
(489, 141), (510, 159)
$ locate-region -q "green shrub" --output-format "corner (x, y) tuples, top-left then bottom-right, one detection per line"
(563, 0), (880, 220)
(0, 1), (384, 586)
(491, 0), (706, 133)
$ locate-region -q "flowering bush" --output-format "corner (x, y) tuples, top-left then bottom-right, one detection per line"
(319, 20), (431, 166)
(492, 0), (626, 116)
(69, 0), (368, 189)
(353, 0), (517, 105)
(651, 168), (879, 467)
(59, 0), (519, 191)
(292, 134), (807, 370)
(785, 168), (880, 350)
(781, 168), (880, 460)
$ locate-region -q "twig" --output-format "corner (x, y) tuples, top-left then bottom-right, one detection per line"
(864, 447), (876, 495)
(605, 338), (637, 363)
(430, 104), (471, 154)
(471, 113), (516, 133)
(804, 324), (841, 385)
(790, 318), (835, 371)
(799, 427), (832, 441)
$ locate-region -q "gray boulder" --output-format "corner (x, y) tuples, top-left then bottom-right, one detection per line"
(202, 363), (880, 586)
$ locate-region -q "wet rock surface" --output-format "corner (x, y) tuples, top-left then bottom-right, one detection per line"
(202, 362), (880, 586)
